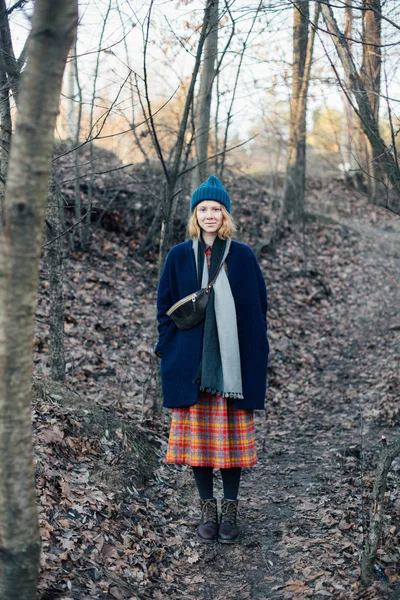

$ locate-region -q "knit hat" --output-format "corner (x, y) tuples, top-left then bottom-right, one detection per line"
(190, 175), (231, 213)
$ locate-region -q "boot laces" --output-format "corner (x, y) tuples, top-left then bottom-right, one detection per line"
(201, 498), (217, 522)
(221, 499), (238, 523)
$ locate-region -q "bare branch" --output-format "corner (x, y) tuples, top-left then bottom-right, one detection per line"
(142, 0), (170, 184)
(361, 436), (400, 585)
(219, 0), (263, 177)
(6, 0), (28, 15)
(179, 134), (259, 178)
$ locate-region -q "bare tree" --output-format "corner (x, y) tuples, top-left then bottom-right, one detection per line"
(320, 1), (400, 214)
(341, 0), (358, 181)
(0, 2), (77, 599)
(141, 0), (212, 269)
(361, 436), (400, 585)
(360, 0), (381, 200)
(283, 1), (319, 222)
(71, 38), (84, 250)
(84, 0), (113, 249)
(117, 5), (149, 166)
(0, 0), (26, 221)
(192, 0), (219, 189)
(65, 49), (76, 142)
(218, 1), (261, 179)
(45, 179), (65, 382)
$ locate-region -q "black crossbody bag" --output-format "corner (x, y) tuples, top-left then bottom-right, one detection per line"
(166, 261), (224, 331)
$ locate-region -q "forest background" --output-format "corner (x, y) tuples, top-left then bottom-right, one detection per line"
(0, 0), (400, 599)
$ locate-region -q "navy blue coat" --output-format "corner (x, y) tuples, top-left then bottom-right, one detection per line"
(155, 239), (269, 410)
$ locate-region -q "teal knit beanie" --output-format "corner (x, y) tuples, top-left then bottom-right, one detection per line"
(190, 175), (231, 213)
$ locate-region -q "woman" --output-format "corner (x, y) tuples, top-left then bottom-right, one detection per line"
(155, 175), (269, 544)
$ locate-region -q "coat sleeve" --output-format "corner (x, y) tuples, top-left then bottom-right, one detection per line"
(154, 251), (174, 357)
(251, 250), (268, 332)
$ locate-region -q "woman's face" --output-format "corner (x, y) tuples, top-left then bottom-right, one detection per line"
(196, 200), (223, 235)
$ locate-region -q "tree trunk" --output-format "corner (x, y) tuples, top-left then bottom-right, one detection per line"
(193, 0), (219, 189)
(0, 0), (21, 104)
(361, 436), (400, 585)
(72, 38), (83, 251)
(360, 0), (381, 201)
(320, 1), (400, 214)
(341, 1), (357, 180)
(0, 70), (11, 222)
(156, 3), (211, 269)
(283, 1), (317, 222)
(66, 49), (76, 141)
(45, 181), (65, 382)
(0, 1), (77, 598)
(0, 0), (17, 227)
(84, 0), (112, 249)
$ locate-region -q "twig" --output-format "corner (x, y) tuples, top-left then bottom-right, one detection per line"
(178, 134), (258, 178)
(360, 408), (365, 549)
(42, 211), (90, 249)
(360, 435), (400, 585)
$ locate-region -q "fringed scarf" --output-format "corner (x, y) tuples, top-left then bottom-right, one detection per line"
(193, 235), (243, 399)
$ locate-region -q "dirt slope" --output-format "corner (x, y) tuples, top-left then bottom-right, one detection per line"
(35, 181), (400, 600)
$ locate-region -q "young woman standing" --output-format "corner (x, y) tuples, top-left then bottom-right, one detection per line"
(155, 175), (269, 544)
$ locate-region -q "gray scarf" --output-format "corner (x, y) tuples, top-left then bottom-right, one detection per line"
(193, 237), (243, 399)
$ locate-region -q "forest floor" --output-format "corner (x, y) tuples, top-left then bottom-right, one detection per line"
(33, 177), (400, 600)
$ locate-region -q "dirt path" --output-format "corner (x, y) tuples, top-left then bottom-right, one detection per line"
(157, 212), (400, 600)
(35, 191), (400, 600)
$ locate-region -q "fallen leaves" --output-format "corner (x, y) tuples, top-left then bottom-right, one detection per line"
(32, 172), (400, 599)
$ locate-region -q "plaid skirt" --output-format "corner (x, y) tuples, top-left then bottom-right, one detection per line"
(165, 391), (257, 468)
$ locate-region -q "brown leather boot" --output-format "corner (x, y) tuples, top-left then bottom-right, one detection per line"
(196, 497), (218, 543)
(218, 498), (239, 543)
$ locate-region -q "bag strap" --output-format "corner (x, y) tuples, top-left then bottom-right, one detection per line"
(206, 261), (225, 292)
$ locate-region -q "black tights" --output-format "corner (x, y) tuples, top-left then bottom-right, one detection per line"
(192, 466), (241, 500)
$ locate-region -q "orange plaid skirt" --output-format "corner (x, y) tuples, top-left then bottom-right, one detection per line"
(165, 391), (257, 468)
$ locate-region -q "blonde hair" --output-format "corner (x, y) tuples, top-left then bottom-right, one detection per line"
(188, 204), (236, 240)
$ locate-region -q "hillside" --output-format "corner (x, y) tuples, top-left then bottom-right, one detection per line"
(34, 160), (400, 599)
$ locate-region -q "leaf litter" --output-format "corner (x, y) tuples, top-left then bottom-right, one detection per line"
(33, 163), (400, 600)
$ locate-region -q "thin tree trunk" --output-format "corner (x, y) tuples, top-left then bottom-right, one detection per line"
(0, 2), (77, 598)
(320, 1), (400, 213)
(73, 38), (83, 251)
(66, 49), (76, 141)
(117, 4), (149, 166)
(341, 1), (357, 180)
(0, 0), (21, 104)
(0, 71), (11, 223)
(361, 436), (400, 585)
(156, 3), (211, 269)
(283, 1), (316, 222)
(45, 180), (65, 382)
(84, 0), (112, 249)
(193, 0), (218, 189)
(0, 0), (18, 227)
(218, 2), (261, 179)
(214, 66), (221, 173)
(360, 0), (381, 201)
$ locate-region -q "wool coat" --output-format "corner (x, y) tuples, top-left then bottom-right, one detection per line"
(155, 239), (269, 410)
